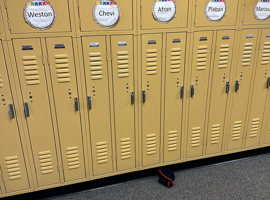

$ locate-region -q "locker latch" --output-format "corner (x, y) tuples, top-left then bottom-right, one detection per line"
(266, 77), (270, 89)
(131, 92), (135, 105)
(235, 81), (240, 92)
(142, 91), (146, 104)
(9, 104), (15, 119)
(74, 97), (79, 111)
(180, 86), (184, 99)
(226, 82), (230, 94)
(24, 102), (30, 117)
(191, 85), (194, 98)
(88, 96), (92, 110)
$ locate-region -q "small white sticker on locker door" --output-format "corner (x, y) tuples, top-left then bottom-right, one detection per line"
(254, 1), (270, 21)
(93, 0), (120, 28)
(152, 0), (176, 23)
(205, 0), (226, 22)
(24, 0), (56, 30)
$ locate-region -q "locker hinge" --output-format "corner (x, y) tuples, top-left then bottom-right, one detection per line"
(0, 166), (4, 182)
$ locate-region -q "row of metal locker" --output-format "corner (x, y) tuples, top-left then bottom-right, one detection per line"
(1, 28), (270, 197)
(0, 0), (270, 36)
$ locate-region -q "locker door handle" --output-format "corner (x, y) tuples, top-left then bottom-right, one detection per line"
(226, 82), (230, 94)
(9, 104), (15, 119)
(88, 96), (92, 110)
(180, 86), (184, 99)
(131, 92), (135, 105)
(24, 102), (30, 117)
(142, 90), (146, 103)
(235, 80), (240, 92)
(191, 85), (194, 98)
(74, 97), (79, 111)
(267, 77), (270, 89)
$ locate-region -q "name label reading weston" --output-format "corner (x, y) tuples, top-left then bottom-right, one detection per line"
(205, 0), (226, 22)
(152, 0), (176, 23)
(24, 0), (56, 30)
(93, 1), (120, 28)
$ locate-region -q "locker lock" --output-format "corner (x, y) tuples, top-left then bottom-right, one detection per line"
(131, 92), (135, 105)
(142, 91), (146, 104)
(226, 82), (230, 94)
(74, 97), (79, 112)
(24, 102), (30, 117)
(235, 81), (240, 92)
(88, 96), (92, 110)
(180, 86), (184, 99)
(267, 77), (270, 89)
(9, 104), (15, 119)
(191, 85), (195, 98)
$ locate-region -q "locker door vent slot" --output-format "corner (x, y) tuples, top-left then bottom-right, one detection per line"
(232, 121), (242, 141)
(196, 45), (208, 71)
(242, 43), (253, 67)
(249, 118), (260, 138)
(168, 130), (178, 152)
(117, 51), (129, 78)
(170, 47), (181, 73)
(22, 56), (41, 85)
(146, 49), (158, 75)
(96, 141), (109, 164)
(146, 133), (157, 155)
(261, 42), (270, 65)
(66, 146), (80, 170)
(210, 124), (221, 144)
(191, 127), (201, 147)
(0, 73), (3, 88)
(5, 156), (22, 180)
(120, 138), (132, 160)
(38, 151), (54, 175)
(55, 54), (71, 83)
(89, 52), (103, 80)
(218, 44), (230, 69)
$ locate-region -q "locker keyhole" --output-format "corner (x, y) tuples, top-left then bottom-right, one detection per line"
(240, 72), (243, 81)
(195, 76), (199, 86)
(126, 83), (129, 93)
(29, 92), (33, 103)
(1, 94), (6, 106)
(265, 69), (268, 78)
(176, 78), (180, 88)
(68, 88), (72, 99)
(93, 86), (96, 97)
(147, 81), (150, 91)
(223, 73), (226, 83)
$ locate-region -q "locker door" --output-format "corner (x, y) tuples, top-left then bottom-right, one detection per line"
(46, 37), (86, 182)
(245, 30), (270, 148)
(12, 39), (60, 187)
(164, 33), (186, 163)
(187, 31), (213, 158)
(82, 36), (113, 176)
(111, 35), (135, 171)
(206, 30), (235, 155)
(227, 29), (259, 151)
(141, 34), (162, 167)
(0, 41), (30, 193)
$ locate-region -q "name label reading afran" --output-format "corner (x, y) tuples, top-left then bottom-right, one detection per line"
(93, 0), (120, 28)
(205, 0), (226, 22)
(24, 0), (55, 30)
(254, 0), (270, 21)
(152, 0), (176, 23)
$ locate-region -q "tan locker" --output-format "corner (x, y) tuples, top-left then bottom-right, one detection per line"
(140, 0), (189, 30)
(141, 34), (162, 167)
(0, 41), (30, 193)
(194, 0), (239, 27)
(82, 36), (113, 176)
(46, 37), (86, 181)
(163, 33), (186, 163)
(12, 39), (60, 187)
(78, 0), (133, 32)
(111, 35), (136, 171)
(206, 30), (235, 155)
(5, 0), (71, 34)
(263, 100), (270, 145)
(187, 31), (213, 158)
(245, 29), (270, 148)
(227, 29), (259, 151)
(243, 0), (270, 26)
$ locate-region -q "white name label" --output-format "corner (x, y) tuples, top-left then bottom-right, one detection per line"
(205, 1), (226, 22)
(24, 0), (56, 30)
(152, 1), (176, 23)
(254, 1), (270, 21)
(93, 1), (120, 28)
